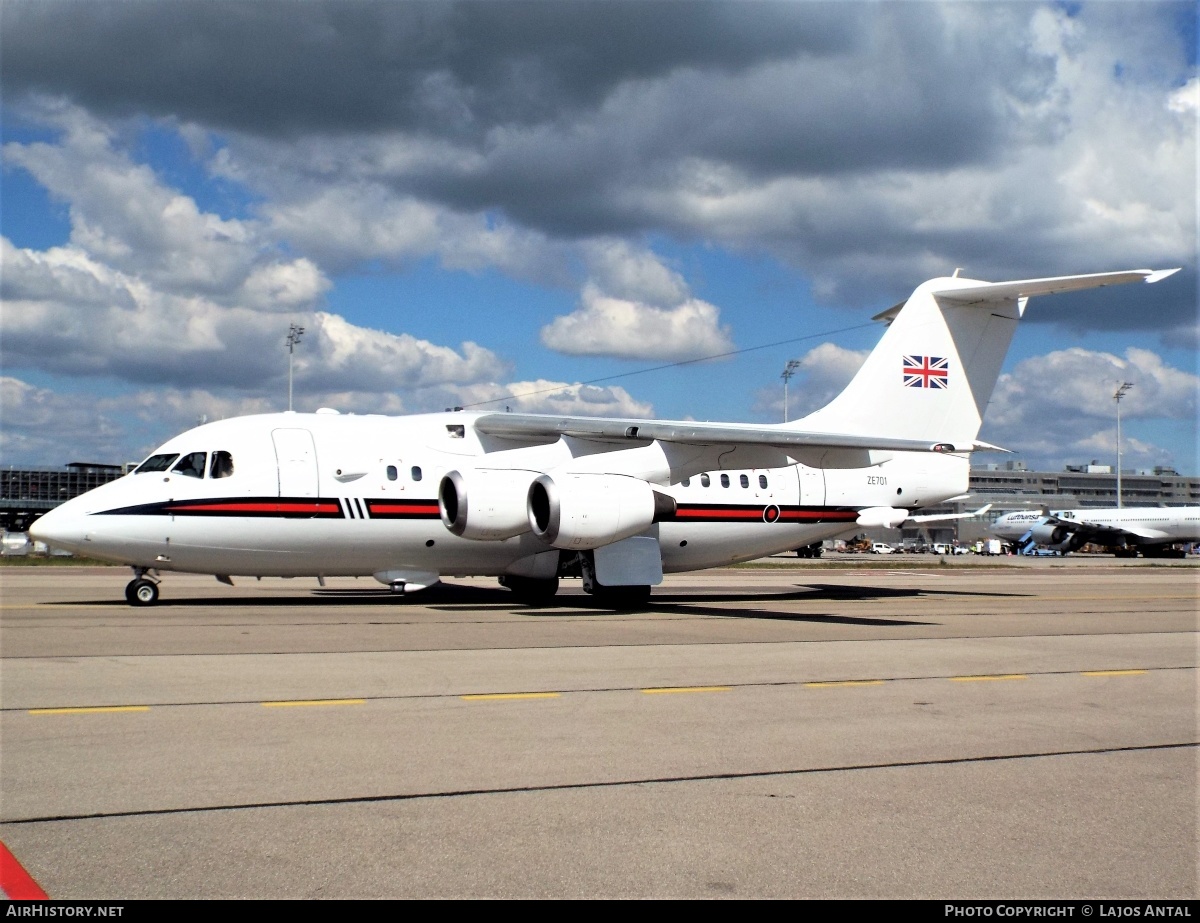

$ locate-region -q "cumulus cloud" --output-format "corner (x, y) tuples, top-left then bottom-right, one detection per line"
(156, 2), (1191, 327)
(0, 376), (276, 464)
(455, 380), (654, 418)
(1167, 76), (1199, 113)
(541, 283), (733, 361)
(0, 108), (509, 403)
(7, 3), (1190, 321)
(981, 346), (1198, 470)
(310, 312), (508, 392)
(581, 239), (689, 308)
(1, 372), (651, 466)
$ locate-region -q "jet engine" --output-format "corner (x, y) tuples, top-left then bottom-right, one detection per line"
(1027, 520), (1087, 553)
(527, 473), (676, 550)
(439, 469), (539, 540)
(1027, 520), (1070, 547)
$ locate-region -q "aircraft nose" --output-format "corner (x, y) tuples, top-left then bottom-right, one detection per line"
(28, 504), (88, 555)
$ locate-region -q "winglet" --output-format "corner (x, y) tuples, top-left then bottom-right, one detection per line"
(1146, 268), (1181, 284)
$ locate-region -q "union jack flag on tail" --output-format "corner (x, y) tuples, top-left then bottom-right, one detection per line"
(902, 355), (949, 389)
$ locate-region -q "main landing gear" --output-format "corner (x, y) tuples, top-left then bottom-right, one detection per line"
(125, 568), (160, 606)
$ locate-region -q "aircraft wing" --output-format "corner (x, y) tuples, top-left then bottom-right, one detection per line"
(1042, 512), (1158, 542)
(472, 413), (986, 454)
(908, 503), (993, 524)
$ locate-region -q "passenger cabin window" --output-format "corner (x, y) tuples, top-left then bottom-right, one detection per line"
(720, 473), (730, 488)
(172, 452), (207, 479)
(387, 465), (398, 481)
(681, 478), (691, 487)
(740, 474), (750, 488)
(209, 451), (234, 479)
(411, 466), (423, 482)
(759, 474), (768, 489)
(134, 453), (179, 473)
(700, 473), (711, 487)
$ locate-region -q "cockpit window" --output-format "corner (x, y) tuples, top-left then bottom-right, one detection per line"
(209, 451), (234, 479)
(134, 453), (179, 473)
(172, 452), (207, 479)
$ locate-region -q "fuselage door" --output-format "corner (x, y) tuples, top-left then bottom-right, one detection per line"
(272, 429), (319, 498)
(799, 464), (825, 507)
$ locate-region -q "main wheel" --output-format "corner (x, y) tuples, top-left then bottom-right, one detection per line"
(127, 578), (159, 606)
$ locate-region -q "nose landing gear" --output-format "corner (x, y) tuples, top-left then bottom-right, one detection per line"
(125, 569), (161, 606)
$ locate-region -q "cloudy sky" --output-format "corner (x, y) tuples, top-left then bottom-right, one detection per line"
(1, 0), (1196, 475)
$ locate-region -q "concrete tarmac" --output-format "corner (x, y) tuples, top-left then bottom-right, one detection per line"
(1, 557), (1196, 899)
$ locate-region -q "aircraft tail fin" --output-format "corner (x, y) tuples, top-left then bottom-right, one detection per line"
(793, 269), (1177, 448)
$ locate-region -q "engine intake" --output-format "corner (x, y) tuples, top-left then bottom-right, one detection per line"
(528, 473), (676, 550)
(439, 469), (538, 540)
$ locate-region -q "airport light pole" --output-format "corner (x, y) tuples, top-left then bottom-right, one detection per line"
(286, 323), (305, 412)
(781, 359), (800, 422)
(1113, 381), (1133, 509)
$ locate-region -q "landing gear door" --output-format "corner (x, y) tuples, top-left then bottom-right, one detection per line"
(273, 429), (319, 497)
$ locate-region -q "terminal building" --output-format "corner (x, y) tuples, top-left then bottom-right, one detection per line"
(2, 459), (1197, 547)
(1, 463), (130, 532)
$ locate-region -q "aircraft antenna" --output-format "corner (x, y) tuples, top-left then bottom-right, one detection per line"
(1113, 381), (1134, 509)
(286, 323), (305, 412)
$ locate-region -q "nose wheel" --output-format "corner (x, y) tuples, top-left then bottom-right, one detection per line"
(125, 577), (160, 606)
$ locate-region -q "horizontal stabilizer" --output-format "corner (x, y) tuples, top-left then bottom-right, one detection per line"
(931, 269), (1179, 306)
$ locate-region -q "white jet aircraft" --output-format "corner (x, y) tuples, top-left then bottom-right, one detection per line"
(992, 506), (1200, 557)
(30, 268), (1179, 606)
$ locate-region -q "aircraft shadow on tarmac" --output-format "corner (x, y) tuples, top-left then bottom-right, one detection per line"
(495, 583), (1029, 625)
(57, 581), (1027, 626)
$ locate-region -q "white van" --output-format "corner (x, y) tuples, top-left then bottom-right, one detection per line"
(870, 542), (895, 554)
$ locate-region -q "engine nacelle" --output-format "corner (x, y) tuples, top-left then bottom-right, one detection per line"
(1027, 520), (1089, 552)
(439, 469), (538, 540)
(527, 473), (676, 550)
(1028, 521), (1070, 547)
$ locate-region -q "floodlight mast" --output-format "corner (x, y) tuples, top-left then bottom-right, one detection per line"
(1113, 381), (1133, 509)
(781, 359), (800, 422)
(286, 324), (305, 412)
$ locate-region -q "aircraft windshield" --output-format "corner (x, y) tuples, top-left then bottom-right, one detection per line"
(134, 453), (179, 473)
(171, 452), (207, 479)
